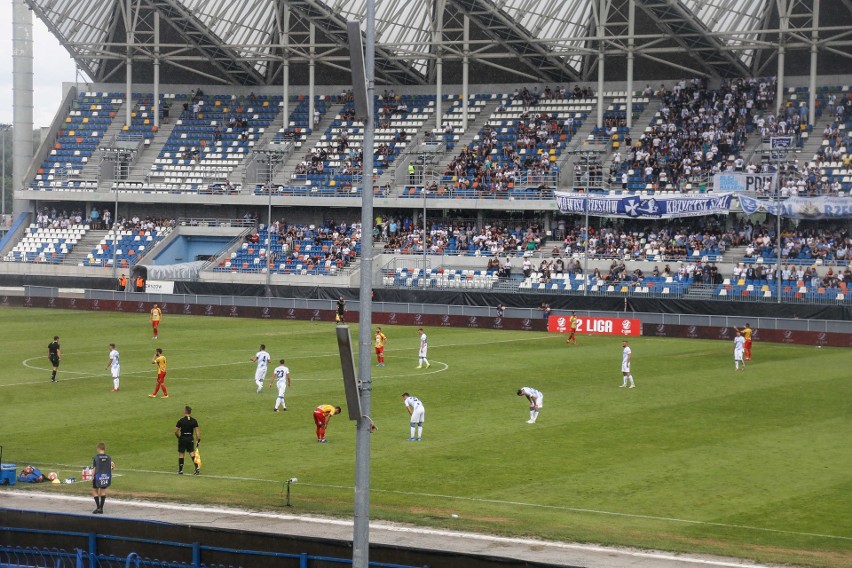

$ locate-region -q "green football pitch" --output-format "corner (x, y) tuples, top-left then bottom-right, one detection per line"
(2, 307), (850, 567)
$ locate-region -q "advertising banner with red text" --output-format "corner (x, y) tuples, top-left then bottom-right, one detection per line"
(548, 315), (641, 336)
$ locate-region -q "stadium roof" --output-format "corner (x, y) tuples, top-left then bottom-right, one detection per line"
(24, 0), (852, 86)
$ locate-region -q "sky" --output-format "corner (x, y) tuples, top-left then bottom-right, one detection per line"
(0, 2), (81, 128)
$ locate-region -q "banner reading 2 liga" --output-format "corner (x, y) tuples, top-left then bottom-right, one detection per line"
(548, 315), (641, 336)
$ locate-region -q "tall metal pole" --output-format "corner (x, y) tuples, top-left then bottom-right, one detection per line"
(461, 15), (469, 132)
(12, 0), (34, 217)
(153, 11), (160, 129)
(267, 166), (273, 294)
(808, 0), (820, 127)
(776, 169), (782, 304)
(125, 0), (133, 127)
(626, 0), (635, 130)
(433, 0), (444, 132)
(0, 125), (10, 218)
(595, 0), (606, 130)
(309, 23), (315, 133)
(422, 186), (428, 289)
(353, 1), (376, 565)
(112, 186), (118, 281)
(583, 193), (589, 296)
(776, 0), (789, 112)
(281, 4), (290, 124)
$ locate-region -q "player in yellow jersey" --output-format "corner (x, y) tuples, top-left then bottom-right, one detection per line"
(566, 312), (579, 346)
(150, 304), (163, 339)
(312, 404), (341, 442)
(375, 327), (388, 366)
(733, 323), (754, 361)
(149, 348), (169, 398)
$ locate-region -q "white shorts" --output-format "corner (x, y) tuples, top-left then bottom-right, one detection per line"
(276, 380), (287, 397)
(622, 363), (631, 373)
(419, 348), (428, 358)
(111, 365), (120, 379)
(531, 395), (543, 409)
(734, 349), (744, 361)
(409, 406), (425, 423)
(255, 367), (267, 383)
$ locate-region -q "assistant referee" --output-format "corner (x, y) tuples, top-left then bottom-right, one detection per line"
(174, 406), (201, 475)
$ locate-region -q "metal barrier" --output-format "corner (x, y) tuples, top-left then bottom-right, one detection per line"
(0, 527), (424, 568)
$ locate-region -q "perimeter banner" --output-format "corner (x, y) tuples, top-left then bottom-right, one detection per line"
(739, 195), (852, 219)
(554, 192), (736, 219)
(548, 315), (641, 336)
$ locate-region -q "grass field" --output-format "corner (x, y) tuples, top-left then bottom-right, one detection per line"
(1, 306), (850, 567)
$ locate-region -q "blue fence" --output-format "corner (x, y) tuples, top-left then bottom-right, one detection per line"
(0, 527), (423, 568)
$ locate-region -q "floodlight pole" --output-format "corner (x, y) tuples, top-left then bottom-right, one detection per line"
(0, 124), (10, 218)
(112, 183), (119, 280)
(776, 165), (782, 304)
(583, 192), (589, 296)
(352, 1), (376, 566)
(267, 163), (273, 294)
(422, 185), (428, 289)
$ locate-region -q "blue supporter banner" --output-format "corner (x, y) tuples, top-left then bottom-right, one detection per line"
(740, 195), (852, 219)
(554, 192), (736, 219)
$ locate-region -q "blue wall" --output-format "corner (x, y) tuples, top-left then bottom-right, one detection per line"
(153, 236), (232, 265)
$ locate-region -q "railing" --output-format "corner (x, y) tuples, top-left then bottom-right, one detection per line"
(177, 218), (255, 228)
(0, 528), (423, 568)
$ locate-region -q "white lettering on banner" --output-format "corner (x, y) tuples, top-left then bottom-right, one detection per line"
(549, 316), (641, 336)
(587, 319), (613, 333)
(587, 200), (619, 214)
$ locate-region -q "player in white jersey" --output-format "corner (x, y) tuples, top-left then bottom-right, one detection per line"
(402, 393), (425, 440)
(416, 328), (430, 369)
(517, 387), (543, 423)
(269, 359), (292, 411)
(250, 344), (271, 393)
(733, 331), (745, 371)
(105, 343), (121, 391)
(620, 340), (635, 388)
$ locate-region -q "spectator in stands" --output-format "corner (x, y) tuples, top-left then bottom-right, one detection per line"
(90, 207), (100, 230)
(161, 101), (170, 124)
(539, 302), (551, 320)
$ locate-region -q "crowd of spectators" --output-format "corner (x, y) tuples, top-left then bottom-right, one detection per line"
(556, 219), (738, 262)
(442, 108), (567, 194)
(241, 220), (361, 272)
(374, 215), (546, 257)
(608, 77), (775, 190)
(35, 207), (88, 229)
(742, 224), (850, 264)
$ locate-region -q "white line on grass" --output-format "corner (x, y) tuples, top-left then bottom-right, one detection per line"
(0, 490), (805, 567)
(38, 464), (852, 543)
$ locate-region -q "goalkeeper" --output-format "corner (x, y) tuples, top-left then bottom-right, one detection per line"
(175, 405), (201, 475)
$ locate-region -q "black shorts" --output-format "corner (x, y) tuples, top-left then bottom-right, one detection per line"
(50, 356), (60, 367)
(178, 438), (195, 453)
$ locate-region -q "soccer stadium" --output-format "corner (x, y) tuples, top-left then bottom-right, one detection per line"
(1, 0), (851, 567)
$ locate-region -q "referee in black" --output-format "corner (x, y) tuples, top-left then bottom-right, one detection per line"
(175, 406), (201, 475)
(48, 335), (61, 382)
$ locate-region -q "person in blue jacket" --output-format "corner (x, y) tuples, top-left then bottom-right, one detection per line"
(18, 465), (45, 483)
